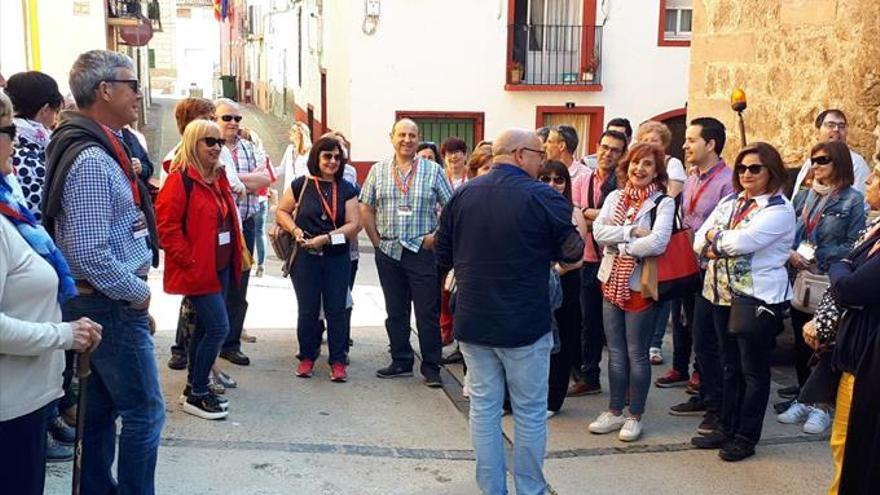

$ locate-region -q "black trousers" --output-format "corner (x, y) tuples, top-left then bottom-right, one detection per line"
(712, 304), (773, 444)
(790, 308), (814, 387)
(375, 248), (442, 374)
(224, 216), (256, 353)
(694, 294), (723, 413)
(670, 295), (695, 376)
(577, 262), (605, 385)
(0, 402), (50, 495)
(548, 269), (583, 412)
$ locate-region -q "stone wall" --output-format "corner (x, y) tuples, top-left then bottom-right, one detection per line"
(688, 0), (880, 167)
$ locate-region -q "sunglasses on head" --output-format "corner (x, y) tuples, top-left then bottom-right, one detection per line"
(0, 124), (16, 140)
(539, 175), (566, 185)
(202, 137), (226, 148)
(811, 155), (833, 166)
(735, 164), (766, 175)
(220, 115), (243, 123)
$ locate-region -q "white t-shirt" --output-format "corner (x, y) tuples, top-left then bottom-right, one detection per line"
(666, 156), (687, 183)
(792, 148), (870, 195)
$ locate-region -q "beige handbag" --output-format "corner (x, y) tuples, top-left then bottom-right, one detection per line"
(791, 269), (830, 314)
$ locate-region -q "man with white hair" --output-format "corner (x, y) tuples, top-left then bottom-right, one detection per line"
(436, 128), (584, 494)
(42, 49), (163, 494)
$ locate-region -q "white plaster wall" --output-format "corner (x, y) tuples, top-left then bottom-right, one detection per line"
(339, 0), (689, 161)
(0, 1), (29, 77)
(175, 6), (221, 96)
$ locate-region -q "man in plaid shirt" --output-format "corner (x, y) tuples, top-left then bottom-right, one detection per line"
(360, 118), (453, 387)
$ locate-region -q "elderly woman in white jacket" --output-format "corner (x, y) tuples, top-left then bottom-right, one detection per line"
(587, 143), (675, 442)
(0, 91), (101, 495)
(690, 142), (795, 462)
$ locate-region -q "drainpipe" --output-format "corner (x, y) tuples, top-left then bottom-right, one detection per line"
(23, 0), (41, 70)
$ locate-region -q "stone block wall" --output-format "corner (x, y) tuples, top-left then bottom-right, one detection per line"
(688, 0), (880, 167)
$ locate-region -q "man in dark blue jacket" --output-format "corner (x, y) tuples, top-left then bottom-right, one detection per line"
(436, 128), (584, 495)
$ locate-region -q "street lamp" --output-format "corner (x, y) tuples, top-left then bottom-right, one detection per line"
(730, 88), (747, 147)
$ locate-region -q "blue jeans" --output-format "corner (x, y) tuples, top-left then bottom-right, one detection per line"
(460, 332), (552, 495)
(62, 295), (165, 495)
(602, 300), (658, 415)
(254, 200), (268, 266)
(291, 252), (351, 363)
(188, 268), (231, 395)
(650, 300), (672, 350)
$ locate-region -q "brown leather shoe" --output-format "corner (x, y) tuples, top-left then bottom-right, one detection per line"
(567, 381), (602, 397)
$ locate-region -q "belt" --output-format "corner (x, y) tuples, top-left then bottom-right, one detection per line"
(75, 276), (148, 296)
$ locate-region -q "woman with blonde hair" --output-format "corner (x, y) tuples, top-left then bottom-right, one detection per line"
(279, 121), (312, 192)
(156, 120), (244, 420)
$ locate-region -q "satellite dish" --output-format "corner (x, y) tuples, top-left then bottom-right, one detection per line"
(119, 15), (154, 47)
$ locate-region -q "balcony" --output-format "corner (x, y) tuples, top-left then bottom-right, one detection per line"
(506, 24), (603, 92)
(107, 0), (162, 31)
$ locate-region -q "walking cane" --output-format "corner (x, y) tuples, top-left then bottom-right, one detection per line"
(731, 88), (748, 147)
(71, 352), (91, 495)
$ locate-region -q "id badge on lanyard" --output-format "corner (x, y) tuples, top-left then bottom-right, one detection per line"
(132, 211), (149, 239)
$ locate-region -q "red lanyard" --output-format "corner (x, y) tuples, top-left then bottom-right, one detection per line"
(801, 193), (833, 239)
(209, 181), (229, 220)
(312, 177), (338, 228)
(99, 126), (141, 206)
(447, 169), (466, 186)
(730, 198), (757, 228)
(688, 163), (724, 214)
(392, 160), (417, 197)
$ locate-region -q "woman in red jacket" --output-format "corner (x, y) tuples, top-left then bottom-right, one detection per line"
(156, 120), (243, 420)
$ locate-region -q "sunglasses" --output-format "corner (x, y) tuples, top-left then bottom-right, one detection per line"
(202, 137), (226, 148)
(319, 151), (341, 161)
(104, 79), (140, 93)
(811, 155), (833, 166)
(0, 124), (16, 140)
(220, 115), (243, 123)
(539, 175), (566, 185)
(520, 147), (547, 159)
(735, 164), (766, 175)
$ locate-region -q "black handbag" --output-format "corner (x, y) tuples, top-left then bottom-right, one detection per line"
(728, 293), (786, 337)
(269, 178), (310, 277)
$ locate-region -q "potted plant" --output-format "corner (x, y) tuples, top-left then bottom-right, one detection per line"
(582, 58), (599, 83)
(508, 61), (524, 84)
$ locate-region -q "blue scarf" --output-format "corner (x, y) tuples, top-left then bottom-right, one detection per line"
(0, 175), (77, 303)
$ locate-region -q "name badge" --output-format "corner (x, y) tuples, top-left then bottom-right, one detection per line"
(132, 212), (149, 239)
(218, 231), (231, 246)
(397, 205), (414, 217)
(796, 241), (816, 262)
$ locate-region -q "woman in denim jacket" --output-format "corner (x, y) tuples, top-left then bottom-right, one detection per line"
(779, 141), (865, 433)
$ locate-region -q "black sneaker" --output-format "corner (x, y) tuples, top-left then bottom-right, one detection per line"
(719, 438), (756, 462)
(697, 412), (720, 435)
(441, 349), (463, 365)
(773, 398), (795, 414)
(376, 363), (413, 379)
(167, 353), (188, 370)
(180, 385), (228, 410)
(669, 396), (707, 416)
(46, 433), (74, 462)
(48, 415), (76, 445)
(691, 430), (732, 450)
(423, 370), (443, 388)
(777, 385), (800, 399)
(219, 350), (251, 366)
(183, 394), (229, 420)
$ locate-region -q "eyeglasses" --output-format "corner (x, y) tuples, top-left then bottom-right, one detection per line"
(104, 79), (140, 94)
(735, 164), (766, 175)
(220, 115), (243, 123)
(822, 121), (847, 131)
(599, 143), (624, 154)
(319, 151), (341, 162)
(539, 175), (566, 185)
(202, 137), (226, 148)
(519, 147), (547, 159)
(0, 124), (16, 140)
(811, 155), (833, 166)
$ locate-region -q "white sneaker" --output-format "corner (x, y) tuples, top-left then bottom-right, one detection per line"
(649, 347), (663, 365)
(588, 411), (627, 434)
(777, 401), (811, 424)
(462, 383), (469, 399)
(546, 410), (557, 419)
(803, 407), (832, 434)
(618, 417), (643, 442)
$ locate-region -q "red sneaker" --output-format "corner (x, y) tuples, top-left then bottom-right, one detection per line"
(686, 372), (701, 395)
(654, 369), (688, 388)
(330, 363), (347, 382)
(296, 359), (314, 378)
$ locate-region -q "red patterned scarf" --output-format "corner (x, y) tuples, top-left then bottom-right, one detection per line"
(603, 184), (656, 307)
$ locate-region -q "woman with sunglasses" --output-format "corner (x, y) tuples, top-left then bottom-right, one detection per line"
(156, 120), (244, 420)
(692, 142), (795, 461)
(276, 137), (361, 382)
(539, 160), (587, 417)
(778, 140), (864, 434)
(589, 143), (674, 442)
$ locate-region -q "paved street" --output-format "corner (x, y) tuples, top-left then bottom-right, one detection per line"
(44, 100), (834, 494)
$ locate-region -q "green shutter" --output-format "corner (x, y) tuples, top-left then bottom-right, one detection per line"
(412, 118), (475, 154)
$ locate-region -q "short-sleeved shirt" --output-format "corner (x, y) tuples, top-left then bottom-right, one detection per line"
(359, 157), (453, 260)
(291, 176), (358, 257)
(220, 138), (260, 221)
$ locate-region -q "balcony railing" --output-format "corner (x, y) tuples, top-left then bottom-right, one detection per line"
(108, 0), (162, 30)
(507, 24), (603, 88)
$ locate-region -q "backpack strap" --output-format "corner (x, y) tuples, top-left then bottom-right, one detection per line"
(180, 171), (194, 235)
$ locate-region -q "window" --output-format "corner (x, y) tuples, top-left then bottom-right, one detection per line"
(658, 0), (692, 46)
(395, 111), (485, 153)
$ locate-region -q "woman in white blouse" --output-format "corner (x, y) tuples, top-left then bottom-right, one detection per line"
(691, 142), (795, 462)
(278, 121), (312, 193)
(0, 91), (101, 495)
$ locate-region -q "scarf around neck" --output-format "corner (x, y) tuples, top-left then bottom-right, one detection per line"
(13, 117), (52, 150)
(603, 183), (657, 307)
(0, 174), (77, 303)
